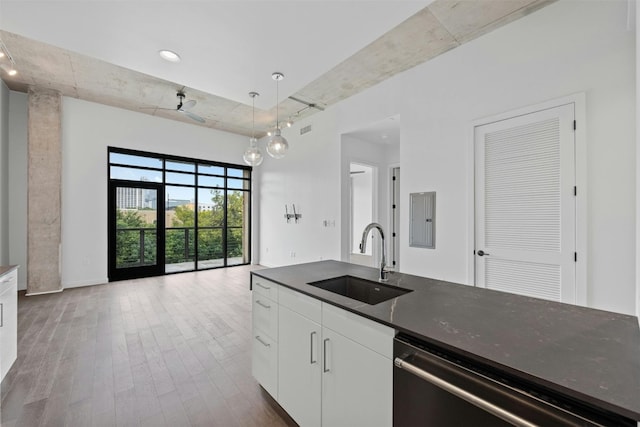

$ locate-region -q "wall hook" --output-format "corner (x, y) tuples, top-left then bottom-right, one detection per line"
(284, 204), (294, 223)
(292, 204), (302, 223)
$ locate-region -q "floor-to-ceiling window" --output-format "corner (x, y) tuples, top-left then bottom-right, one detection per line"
(108, 147), (251, 281)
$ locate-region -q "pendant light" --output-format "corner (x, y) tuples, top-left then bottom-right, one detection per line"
(266, 72), (289, 159)
(243, 92), (263, 166)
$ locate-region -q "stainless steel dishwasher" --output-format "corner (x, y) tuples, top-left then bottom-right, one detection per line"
(393, 334), (635, 426)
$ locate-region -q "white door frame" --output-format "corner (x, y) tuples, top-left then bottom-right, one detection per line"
(388, 163), (400, 271)
(467, 93), (587, 306)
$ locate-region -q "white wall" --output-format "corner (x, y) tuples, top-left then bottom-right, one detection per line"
(258, 0), (637, 315)
(8, 96), (250, 289)
(0, 80), (9, 266)
(258, 110), (342, 267)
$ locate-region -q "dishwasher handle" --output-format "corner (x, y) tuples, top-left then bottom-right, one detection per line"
(395, 356), (536, 427)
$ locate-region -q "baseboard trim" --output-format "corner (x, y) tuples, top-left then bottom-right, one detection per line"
(63, 278), (108, 289)
(25, 288), (63, 297)
(258, 262), (277, 268)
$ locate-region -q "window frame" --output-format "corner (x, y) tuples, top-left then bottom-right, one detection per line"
(107, 146), (252, 281)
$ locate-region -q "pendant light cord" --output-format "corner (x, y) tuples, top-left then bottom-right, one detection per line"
(252, 95), (255, 139)
(276, 78), (279, 129)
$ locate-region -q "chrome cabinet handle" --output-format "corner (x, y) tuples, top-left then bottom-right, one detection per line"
(323, 338), (330, 373)
(0, 302), (3, 327)
(255, 335), (270, 348)
(310, 331), (317, 364)
(394, 357), (535, 427)
(255, 300), (271, 309)
(255, 282), (271, 290)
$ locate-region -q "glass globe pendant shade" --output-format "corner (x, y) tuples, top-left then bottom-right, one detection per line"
(243, 137), (263, 166)
(266, 128), (289, 159)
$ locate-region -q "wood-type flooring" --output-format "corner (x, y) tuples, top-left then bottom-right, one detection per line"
(0, 265), (293, 427)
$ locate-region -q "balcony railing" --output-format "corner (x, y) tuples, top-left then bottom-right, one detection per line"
(115, 227), (157, 268)
(116, 226), (244, 269)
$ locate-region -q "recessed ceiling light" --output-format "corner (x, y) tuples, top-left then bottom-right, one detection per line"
(0, 51), (5, 59)
(7, 69), (17, 76)
(159, 50), (181, 63)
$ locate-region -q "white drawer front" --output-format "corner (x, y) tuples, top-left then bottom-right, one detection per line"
(322, 303), (394, 359)
(279, 286), (321, 324)
(252, 332), (278, 399)
(0, 270), (17, 293)
(252, 292), (278, 341)
(253, 276), (279, 300)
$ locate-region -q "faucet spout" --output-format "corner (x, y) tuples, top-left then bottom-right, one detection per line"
(359, 222), (389, 282)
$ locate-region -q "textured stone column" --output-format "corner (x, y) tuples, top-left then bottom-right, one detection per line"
(26, 88), (62, 295)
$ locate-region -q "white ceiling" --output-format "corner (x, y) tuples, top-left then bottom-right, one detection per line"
(0, 0), (556, 137)
(345, 115), (400, 147)
(0, 0), (430, 110)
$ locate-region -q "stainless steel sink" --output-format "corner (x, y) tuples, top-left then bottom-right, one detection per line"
(307, 275), (412, 305)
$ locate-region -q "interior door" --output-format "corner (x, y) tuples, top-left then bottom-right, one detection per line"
(108, 181), (164, 281)
(474, 104), (576, 302)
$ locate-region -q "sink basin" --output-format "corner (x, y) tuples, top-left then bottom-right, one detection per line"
(307, 275), (413, 305)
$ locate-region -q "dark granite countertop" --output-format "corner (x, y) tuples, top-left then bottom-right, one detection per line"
(251, 260), (640, 421)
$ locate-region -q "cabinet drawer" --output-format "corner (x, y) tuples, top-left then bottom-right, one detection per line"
(0, 270), (17, 293)
(322, 304), (394, 359)
(253, 276), (279, 300)
(0, 269), (18, 383)
(253, 292), (278, 341)
(279, 286), (321, 324)
(252, 332), (278, 399)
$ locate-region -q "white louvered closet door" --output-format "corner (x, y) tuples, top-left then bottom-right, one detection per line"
(474, 104), (575, 303)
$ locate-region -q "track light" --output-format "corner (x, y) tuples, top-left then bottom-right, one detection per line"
(0, 39), (17, 77)
(0, 64), (17, 76)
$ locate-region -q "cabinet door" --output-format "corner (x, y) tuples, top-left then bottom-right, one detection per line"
(321, 327), (392, 427)
(278, 305), (321, 427)
(0, 272), (18, 381)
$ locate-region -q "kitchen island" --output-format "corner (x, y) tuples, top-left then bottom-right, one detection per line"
(251, 260), (640, 424)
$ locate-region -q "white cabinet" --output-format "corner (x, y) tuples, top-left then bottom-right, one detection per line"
(321, 326), (392, 427)
(278, 304), (322, 427)
(0, 267), (18, 383)
(251, 275), (394, 427)
(275, 284), (393, 427)
(320, 304), (393, 427)
(251, 277), (279, 399)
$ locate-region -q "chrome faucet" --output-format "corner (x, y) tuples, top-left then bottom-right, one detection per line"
(359, 222), (390, 282)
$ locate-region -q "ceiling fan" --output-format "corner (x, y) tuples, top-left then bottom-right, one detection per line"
(144, 91), (205, 123)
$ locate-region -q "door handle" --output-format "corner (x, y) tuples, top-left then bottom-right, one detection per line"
(255, 282), (271, 290)
(310, 331), (317, 364)
(477, 250), (490, 257)
(255, 300), (271, 309)
(323, 338), (330, 373)
(394, 357), (536, 427)
(255, 335), (270, 348)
